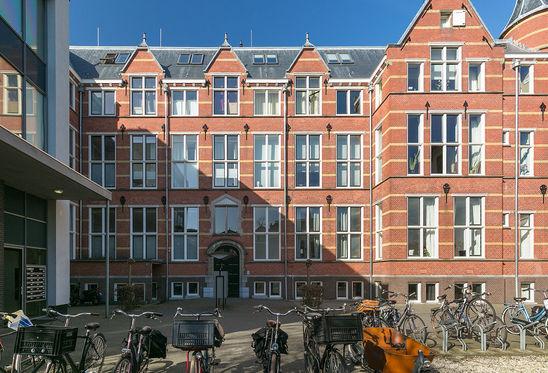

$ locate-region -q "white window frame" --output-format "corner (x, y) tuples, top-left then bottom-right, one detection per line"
(213, 75), (239, 116)
(254, 281), (267, 297)
(130, 207), (157, 260)
(295, 76), (321, 116)
(407, 196), (439, 258)
(253, 206), (281, 261)
(454, 196), (485, 258)
(187, 282), (200, 297)
(503, 212), (510, 228)
(352, 281), (364, 300)
(430, 46), (461, 92)
(468, 62), (485, 92)
(519, 130), (534, 177)
(171, 282), (184, 299)
(502, 129), (511, 146)
(69, 126), (76, 169)
(336, 281), (349, 300)
(253, 134), (281, 189)
(336, 206), (363, 261)
(213, 134), (240, 188)
(407, 114), (423, 175)
(69, 80), (76, 111)
(172, 206), (200, 262)
(130, 134), (157, 189)
(468, 113), (485, 175)
(374, 82), (382, 109)
(295, 206), (322, 261)
(440, 11), (452, 28)
(375, 203), (383, 260)
(336, 89), (362, 116)
(521, 282), (535, 303)
(69, 203), (77, 260)
(430, 114), (461, 175)
(519, 64), (534, 94)
(130, 76), (157, 116)
(88, 206), (116, 259)
(375, 126), (382, 184)
(295, 134), (322, 188)
(84, 283), (98, 291)
(407, 62), (424, 92)
(408, 283), (421, 303)
(269, 281), (282, 298)
(336, 134), (362, 188)
(254, 89), (281, 116)
(213, 198), (241, 235)
(89, 89), (116, 116)
(519, 213), (534, 259)
(171, 89), (199, 116)
(2, 73), (22, 115)
(425, 283), (439, 303)
(89, 134), (116, 189)
(171, 134), (199, 189)
(113, 283), (128, 302)
(295, 281), (322, 300)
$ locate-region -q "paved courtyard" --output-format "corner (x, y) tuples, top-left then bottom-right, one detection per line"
(1, 299), (547, 372)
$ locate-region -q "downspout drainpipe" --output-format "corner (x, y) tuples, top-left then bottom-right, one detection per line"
(78, 87), (84, 262)
(368, 85), (374, 297)
(283, 82), (289, 300)
(105, 198), (110, 317)
(513, 60), (520, 298)
(163, 83), (170, 302)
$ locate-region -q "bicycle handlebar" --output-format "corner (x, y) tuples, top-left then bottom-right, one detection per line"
(42, 308), (100, 318)
(173, 307), (222, 319)
(254, 305), (299, 317)
(300, 304), (347, 314)
(111, 309), (163, 320)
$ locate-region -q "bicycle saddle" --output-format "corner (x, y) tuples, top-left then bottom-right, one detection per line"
(437, 294), (447, 301)
(85, 322), (100, 331)
(266, 320), (280, 328)
(138, 326), (153, 335)
(514, 297), (527, 302)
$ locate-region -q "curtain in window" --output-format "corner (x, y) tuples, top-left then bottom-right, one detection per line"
(173, 92), (184, 115)
(255, 92), (266, 115)
(186, 91), (197, 115)
(267, 92), (278, 115)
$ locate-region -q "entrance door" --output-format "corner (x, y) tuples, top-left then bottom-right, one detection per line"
(4, 249), (23, 312)
(213, 246), (240, 297)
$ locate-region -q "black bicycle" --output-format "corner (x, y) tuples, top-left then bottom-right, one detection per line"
(299, 304), (360, 373)
(112, 309), (164, 373)
(252, 305), (297, 373)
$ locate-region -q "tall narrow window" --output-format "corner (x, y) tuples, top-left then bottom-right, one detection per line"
(295, 135), (320, 187)
(336, 207), (362, 260)
(69, 81), (76, 110)
(407, 114), (423, 175)
(131, 207), (157, 259)
(254, 134), (280, 188)
(519, 131), (533, 176)
(89, 90), (115, 116)
(454, 197), (484, 257)
(375, 127), (383, 184)
(336, 90), (361, 115)
(69, 204), (76, 260)
(172, 90), (198, 116)
(407, 63), (423, 92)
(336, 135), (361, 187)
(295, 76), (320, 115)
(431, 47), (460, 91)
(172, 207), (199, 261)
(295, 207), (321, 260)
(172, 135), (198, 188)
(468, 63), (484, 92)
(519, 65), (533, 94)
(408, 197), (438, 258)
(89, 207), (115, 259)
(131, 77), (156, 115)
(375, 82), (382, 108)
(213, 135), (239, 188)
(213, 76), (238, 115)
(90, 135), (116, 188)
(254, 90), (280, 116)
(131, 135), (157, 188)
(254, 206), (280, 260)
(3, 73), (22, 115)
(431, 114), (460, 174)
(521, 283), (535, 302)
(69, 127), (76, 169)
(469, 114), (484, 175)
(375, 204), (383, 260)
(519, 213), (534, 259)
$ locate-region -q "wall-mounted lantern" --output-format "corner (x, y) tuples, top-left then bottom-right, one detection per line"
(443, 183), (451, 204)
(161, 196), (167, 210)
(119, 124), (126, 141)
(425, 101), (431, 121)
(202, 124), (209, 140)
(541, 102), (546, 121)
(326, 195), (333, 211)
(243, 123), (250, 140)
(541, 184), (547, 204)
(243, 195), (249, 213)
(326, 123), (332, 139)
(120, 196), (126, 212)
(463, 101), (469, 119)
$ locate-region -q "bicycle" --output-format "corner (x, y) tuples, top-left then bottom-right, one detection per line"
(112, 309), (164, 373)
(502, 288), (548, 335)
(172, 308), (224, 373)
(253, 305), (297, 373)
(379, 291), (428, 343)
(1, 312), (17, 373)
(431, 284), (497, 337)
(299, 304), (360, 373)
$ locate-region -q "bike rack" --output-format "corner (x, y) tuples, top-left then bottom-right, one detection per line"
(512, 320), (545, 351)
(437, 320), (467, 353)
(471, 321), (497, 352)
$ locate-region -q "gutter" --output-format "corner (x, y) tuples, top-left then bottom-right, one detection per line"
(368, 85), (374, 297)
(283, 82), (290, 300)
(513, 59), (521, 298)
(78, 86), (84, 262)
(163, 82), (170, 302)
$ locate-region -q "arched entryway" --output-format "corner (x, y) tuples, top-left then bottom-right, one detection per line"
(207, 240), (245, 298)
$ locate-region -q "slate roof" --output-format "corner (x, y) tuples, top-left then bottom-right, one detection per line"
(69, 45), (386, 81)
(503, 0), (548, 34)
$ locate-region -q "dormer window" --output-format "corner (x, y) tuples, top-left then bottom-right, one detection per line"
(177, 53), (204, 65)
(266, 54), (278, 64)
(339, 53), (353, 64)
(253, 54), (265, 64)
(101, 52), (130, 64)
(325, 53), (354, 64)
(190, 54), (204, 65)
(177, 54), (191, 64)
(101, 53), (117, 64)
(253, 54), (278, 65)
(115, 53), (130, 64)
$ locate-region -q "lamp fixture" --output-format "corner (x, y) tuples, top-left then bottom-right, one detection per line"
(202, 124), (209, 139)
(326, 123), (332, 139)
(243, 123), (250, 139)
(119, 124), (126, 140)
(541, 184), (547, 204)
(326, 195), (333, 211)
(120, 195), (126, 211)
(463, 101), (469, 119)
(425, 101), (431, 121)
(541, 102), (546, 121)
(54, 189), (63, 195)
(443, 183), (451, 203)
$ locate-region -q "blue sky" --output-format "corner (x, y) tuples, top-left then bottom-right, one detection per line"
(70, 0), (517, 47)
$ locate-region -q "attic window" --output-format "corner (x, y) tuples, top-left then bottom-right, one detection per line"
(326, 53), (353, 64)
(253, 54), (265, 64)
(253, 54), (278, 65)
(101, 53), (117, 64)
(326, 53), (339, 63)
(339, 53), (353, 64)
(177, 53), (191, 64)
(115, 53), (130, 64)
(266, 54), (278, 64)
(190, 54), (204, 65)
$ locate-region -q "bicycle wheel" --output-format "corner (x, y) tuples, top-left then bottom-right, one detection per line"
(466, 297), (496, 334)
(324, 349), (349, 373)
(303, 327), (319, 373)
(84, 332), (107, 372)
(399, 314), (427, 343)
(501, 305), (523, 335)
(45, 360), (67, 373)
(113, 357), (132, 373)
(431, 308), (454, 338)
(268, 353), (280, 373)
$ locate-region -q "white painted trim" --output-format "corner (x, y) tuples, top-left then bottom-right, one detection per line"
(81, 79), (123, 84)
(163, 79), (206, 84)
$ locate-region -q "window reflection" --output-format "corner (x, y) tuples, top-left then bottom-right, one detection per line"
(25, 0), (45, 60)
(25, 81), (44, 149)
(0, 56), (23, 137)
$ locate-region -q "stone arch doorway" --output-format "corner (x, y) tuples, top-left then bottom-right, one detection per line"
(207, 240), (245, 298)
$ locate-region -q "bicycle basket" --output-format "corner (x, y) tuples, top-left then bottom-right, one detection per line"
(312, 315), (363, 344)
(14, 326), (78, 357)
(172, 320), (216, 350)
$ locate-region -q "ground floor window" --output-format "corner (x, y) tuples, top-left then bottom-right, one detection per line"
(352, 282), (364, 299)
(187, 282), (199, 297)
(113, 283), (128, 302)
(172, 282), (184, 298)
(521, 283), (534, 302)
(336, 282), (348, 300)
(151, 282), (158, 300)
(254, 281), (266, 297)
(269, 281), (281, 298)
(425, 283), (438, 302)
(408, 283), (420, 302)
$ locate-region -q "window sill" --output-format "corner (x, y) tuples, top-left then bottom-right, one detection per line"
(89, 114), (117, 118)
(295, 258), (322, 262)
(171, 114), (200, 117)
(335, 114), (363, 117)
(406, 257), (439, 260)
(171, 259), (200, 263)
(336, 259), (364, 262)
(453, 257), (486, 260)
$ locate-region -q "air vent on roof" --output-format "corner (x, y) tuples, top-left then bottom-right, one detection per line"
(253, 54), (278, 65)
(178, 53), (204, 65)
(326, 52), (353, 64)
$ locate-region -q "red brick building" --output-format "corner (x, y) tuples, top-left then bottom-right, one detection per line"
(68, 0), (548, 304)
